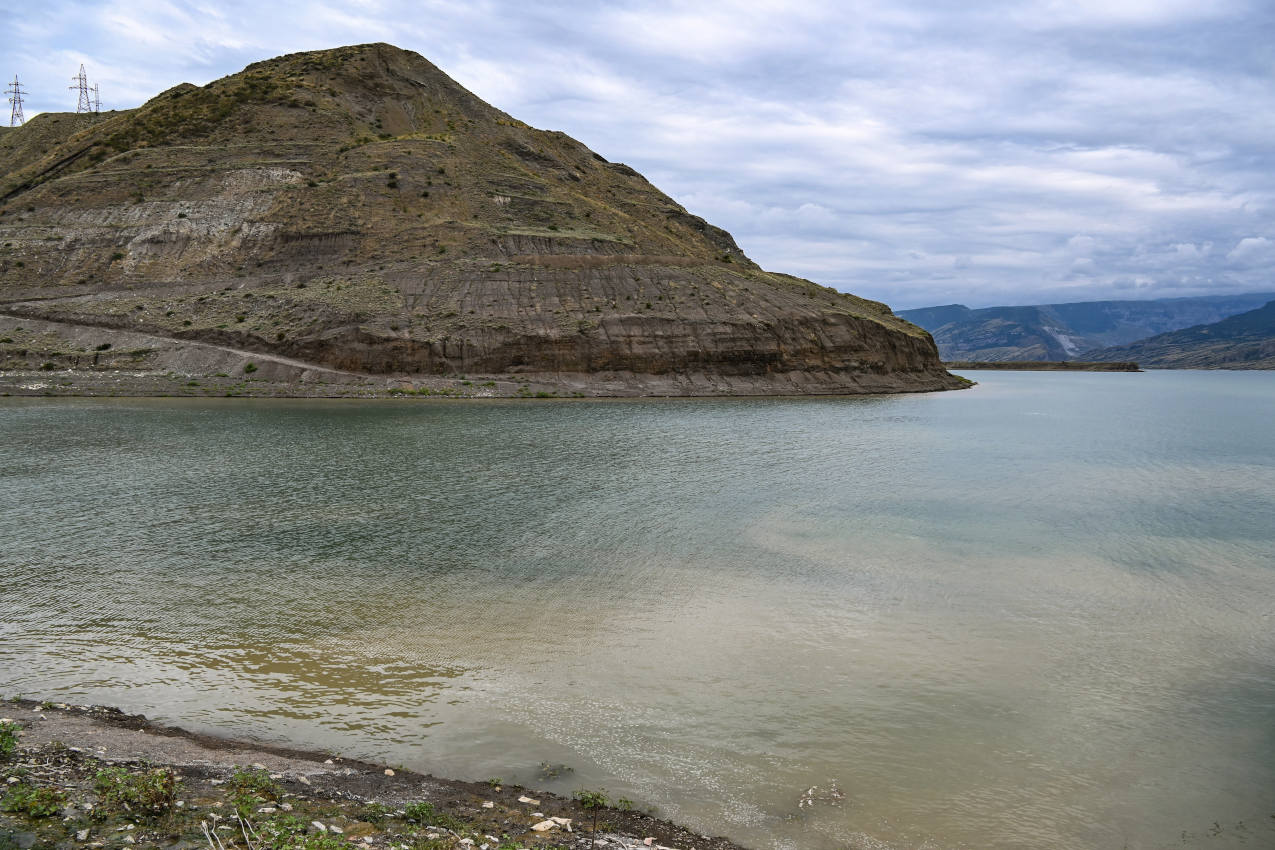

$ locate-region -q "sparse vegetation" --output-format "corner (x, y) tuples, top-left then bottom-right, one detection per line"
(1, 782), (66, 817)
(0, 720), (19, 759)
(225, 765), (282, 817)
(92, 766), (179, 819)
(402, 800), (468, 832)
(573, 788), (609, 833)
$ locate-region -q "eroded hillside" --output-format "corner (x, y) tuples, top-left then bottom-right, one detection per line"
(0, 43), (963, 397)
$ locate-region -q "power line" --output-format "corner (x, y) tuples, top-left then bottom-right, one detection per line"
(6, 75), (26, 127)
(70, 64), (90, 113)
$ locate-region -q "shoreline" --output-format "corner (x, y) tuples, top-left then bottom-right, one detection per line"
(0, 698), (749, 850)
(0, 368), (969, 400)
(942, 360), (1140, 371)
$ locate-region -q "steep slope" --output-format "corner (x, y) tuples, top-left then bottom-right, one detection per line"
(0, 112), (103, 176)
(0, 43), (961, 397)
(1085, 300), (1275, 368)
(899, 293), (1275, 362)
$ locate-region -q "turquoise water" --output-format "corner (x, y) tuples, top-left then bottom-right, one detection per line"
(1, 372), (1273, 849)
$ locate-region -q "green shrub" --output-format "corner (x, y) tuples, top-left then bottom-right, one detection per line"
(93, 766), (179, 819)
(573, 788), (609, 833)
(243, 362), (258, 373)
(402, 800), (467, 832)
(0, 720), (18, 759)
(357, 802), (391, 825)
(2, 783), (66, 818)
(227, 766), (281, 819)
(229, 766), (281, 797)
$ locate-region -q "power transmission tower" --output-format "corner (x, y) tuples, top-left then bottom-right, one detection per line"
(6, 75), (25, 127)
(70, 64), (90, 113)
(92, 83), (101, 117)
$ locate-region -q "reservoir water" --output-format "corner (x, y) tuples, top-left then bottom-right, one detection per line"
(2, 371), (1273, 849)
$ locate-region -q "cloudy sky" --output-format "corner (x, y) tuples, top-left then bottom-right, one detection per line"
(8, 0), (1274, 308)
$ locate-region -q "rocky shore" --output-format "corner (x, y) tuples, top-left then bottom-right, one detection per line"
(0, 699), (748, 850)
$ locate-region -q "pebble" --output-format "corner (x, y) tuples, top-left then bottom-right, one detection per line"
(481, 801), (494, 808)
(311, 821), (327, 833)
(329, 825), (343, 834)
(517, 795), (539, 805)
(76, 829), (90, 841)
(279, 802), (293, 811)
(324, 759), (334, 765)
(257, 806), (277, 814)
(384, 768), (395, 776)
(531, 820), (557, 832)
(209, 779), (224, 786)
(123, 836), (134, 844)
(252, 763), (266, 770)
(298, 776), (311, 785)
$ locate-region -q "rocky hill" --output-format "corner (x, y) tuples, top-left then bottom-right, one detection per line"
(1084, 300), (1275, 369)
(0, 43), (962, 398)
(899, 293), (1275, 362)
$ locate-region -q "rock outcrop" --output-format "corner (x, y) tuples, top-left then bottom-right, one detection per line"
(0, 43), (962, 396)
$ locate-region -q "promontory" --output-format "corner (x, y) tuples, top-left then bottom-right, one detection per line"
(0, 43), (964, 398)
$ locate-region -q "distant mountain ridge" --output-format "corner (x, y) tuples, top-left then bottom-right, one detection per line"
(1085, 300), (1275, 369)
(898, 293), (1275, 362)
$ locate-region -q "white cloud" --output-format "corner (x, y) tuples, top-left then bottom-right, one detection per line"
(1226, 237), (1275, 266)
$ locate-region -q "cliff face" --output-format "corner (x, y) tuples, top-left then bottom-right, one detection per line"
(0, 43), (962, 396)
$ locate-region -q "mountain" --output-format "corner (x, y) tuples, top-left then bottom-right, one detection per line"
(0, 43), (962, 397)
(898, 293), (1275, 362)
(1084, 300), (1275, 368)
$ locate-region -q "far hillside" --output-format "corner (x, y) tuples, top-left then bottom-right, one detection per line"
(898, 293), (1275, 361)
(1084, 300), (1275, 369)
